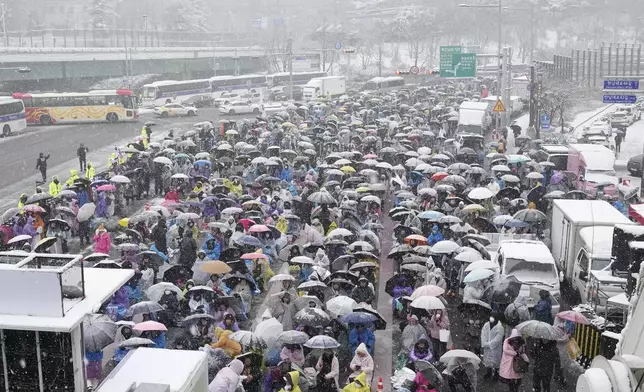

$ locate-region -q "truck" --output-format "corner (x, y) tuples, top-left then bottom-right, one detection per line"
(567, 143), (618, 195)
(97, 348), (208, 392)
(302, 76), (346, 101)
(457, 101), (491, 134)
(550, 200), (633, 303)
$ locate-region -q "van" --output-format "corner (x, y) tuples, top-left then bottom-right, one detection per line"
(496, 240), (561, 314)
(535, 144), (569, 171)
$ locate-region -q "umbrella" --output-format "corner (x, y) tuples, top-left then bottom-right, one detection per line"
(200, 260), (233, 275)
(516, 320), (567, 340)
(483, 276), (522, 304)
(110, 175), (131, 184)
(34, 237), (57, 252)
(415, 360), (445, 390)
(298, 280), (328, 290)
(556, 310), (590, 325)
(410, 295), (445, 310)
(501, 174), (521, 183)
(269, 274), (296, 283)
(513, 208), (547, 223)
(124, 301), (164, 318)
(83, 314), (117, 352)
(276, 330), (309, 345)
(439, 349), (481, 365)
(153, 156), (172, 165)
(58, 189), (77, 198)
(327, 228), (353, 238)
(181, 313), (217, 327)
(235, 235), (262, 248)
(84, 253), (110, 263)
(26, 193), (52, 204)
(308, 190), (337, 205)
(255, 317), (283, 348)
(468, 187), (494, 200)
(304, 335), (340, 349)
(464, 260), (499, 272)
(341, 311), (378, 325)
(527, 172), (544, 179)
(493, 215), (513, 226)
(411, 285), (446, 299)
(418, 211), (445, 220)
(97, 184), (116, 192)
(77, 202), (96, 222)
(8, 234), (32, 244)
(118, 337), (155, 349)
(450, 222), (474, 234)
(463, 268), (495, 283)
(353, 304), (387, 330)
(294, 307), (332, 327)
(491, 164), (511, 173)
(23, 204), (45, 213)
(134, 320), (167, 332)
(326, 296), (357, 317)
(146, 282), (183, 302)
(1, 207), (20, 222)
(404, 234), (428, 245)
(431, 240), (460, 254)
(348, 241), (375, 253)
(229, 330), (267, 350)
(461, 204), (486, 213)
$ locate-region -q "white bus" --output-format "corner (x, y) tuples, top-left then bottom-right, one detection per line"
(210, 74), (268, 98)
(267, 71), (327, 87)
(363, 76), (406, 93)
(141, 79), (212, 108)
(0, 98), (26, 137)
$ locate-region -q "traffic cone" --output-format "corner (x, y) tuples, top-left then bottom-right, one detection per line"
(377, 377), (383, 391)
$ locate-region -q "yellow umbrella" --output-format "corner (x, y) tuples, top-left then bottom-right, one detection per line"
(340, 166), (356, 173)
(356, 187), (370, 193)
(200, 260), (233, 275)
(118, 217), (129, 227)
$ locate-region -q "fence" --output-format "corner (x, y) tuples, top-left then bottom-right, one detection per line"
(571, 43), (643, 88)
(0, 29), (255, 48)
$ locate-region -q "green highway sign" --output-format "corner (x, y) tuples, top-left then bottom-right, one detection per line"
(440, 46), (477, 78)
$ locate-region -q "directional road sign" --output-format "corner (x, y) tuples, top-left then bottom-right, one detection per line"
(603, 94), (637, 104)
(439, 46), (476, 78)
(492, 99), (506, 112)
(604, 80), (639, 90)
(335, 42), (342, 50)
(540, 114), (550, 129)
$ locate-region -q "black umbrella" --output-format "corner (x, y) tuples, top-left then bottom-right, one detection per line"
(162, 265), (192, 284)
(293, 308), (332, 327)
(234, 235), (263, 248)
(385, 273), (414, 296)
(526, 185), (546, 205)
(566, 190), (590, 200)
(181, 313), (217, 327)
(26, 193), (53, 204)
(220, 248), (243, 262)
(329, 270), (359, 285)
(470, 217), (497, 234)
(496, 187), (521, 201)
(483, 276), (521, 304)
(353, 304), (387, 330)
(415, 360), (445, 390)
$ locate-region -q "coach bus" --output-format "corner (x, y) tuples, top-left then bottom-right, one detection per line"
(12, 89), (138, 125)
(0, 97), (26, 136)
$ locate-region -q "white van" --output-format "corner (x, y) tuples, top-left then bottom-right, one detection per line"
(496, 240), (561, 313)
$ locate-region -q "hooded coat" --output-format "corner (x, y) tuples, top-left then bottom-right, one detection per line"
(280, 345), (306, 367)
(279, 370), (302, 392)
(504, 296), (531, 327)
(480, 320), (504, 368)
(209, 359), (244, 392)
(211, 327), (242, 357)
(93, 229), (111, 254)
(316, 352), (340, 389)
(402, 319), (426, 352)
(499, 329), (527, 380)
(342, 372), (370, 392)
(349, 343), (374, 385)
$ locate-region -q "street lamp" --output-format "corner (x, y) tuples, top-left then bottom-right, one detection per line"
(503, 6), (535, 64)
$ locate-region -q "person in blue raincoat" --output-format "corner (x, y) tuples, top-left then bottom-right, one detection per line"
(349, 324), (375, 356)
(426, 225), (444, 246)
(202, 235), (221, 260)
(280, 164), (293, 182)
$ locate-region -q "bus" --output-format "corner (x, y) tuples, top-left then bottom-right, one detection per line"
(362, 76), (406, 93)
(267, 71), (327, 87)
(141, 79), (212, 107)
(0, 98), (26, 137)
(210, 74), (268, 98)
(13, 89), (138, 125)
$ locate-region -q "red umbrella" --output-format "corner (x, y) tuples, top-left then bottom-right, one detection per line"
(404, 234), (428, 245)
(97, 184), (116, 192)
(556, 310), (589, 325)
(133, 320), (168, 332)
(431, 172), (449, 181)
(239, 219), (256, 230)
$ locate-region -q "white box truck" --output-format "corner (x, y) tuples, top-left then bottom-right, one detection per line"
(550, 200), (632, 303)
(97, 348), (208, 392)
(303, 76), (346, 101)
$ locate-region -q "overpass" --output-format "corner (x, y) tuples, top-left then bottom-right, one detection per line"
(0, 46), (321, 90)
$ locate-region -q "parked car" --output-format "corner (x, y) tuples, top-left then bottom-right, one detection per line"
(214, 93), (240, 107)
(274, 86), (303, 101)
(627, 154), (643, 176)
(182, 94), (214, 108)
(610, 111), (630, 128)
(153, 103), (198, 117)
(219, 101), (262, 115)
(240, 92), (262, 103)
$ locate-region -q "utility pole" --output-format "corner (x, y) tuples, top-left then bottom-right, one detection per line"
(378, 44), (383, 77)
(1, 3), (7, 47)
(288, 34), (293, 101)
(212, 44), (217, 76)
(321, 16), (327, 73)
(501, 46), (509, 130)
(529, 65), (536, 127)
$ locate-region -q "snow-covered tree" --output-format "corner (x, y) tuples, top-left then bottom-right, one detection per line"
(163, 0), (211, 32)
(85, 0), (117, 34)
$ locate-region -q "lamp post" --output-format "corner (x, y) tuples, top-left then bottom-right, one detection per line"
(503, 5), (535, 64)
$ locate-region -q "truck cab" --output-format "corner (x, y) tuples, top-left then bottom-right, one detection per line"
(567, 143), (617, 195)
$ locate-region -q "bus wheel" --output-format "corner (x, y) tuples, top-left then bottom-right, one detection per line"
(187, 110), (195, 116)
(2, 125), (10, 137)
(160, 112), (168, 118)
(165, 99), (172, 104)
(228, 110), (236, 115)
(106, 113), (119, 123)
(40, 115), (52, 126)
(253, 108), (260, 114)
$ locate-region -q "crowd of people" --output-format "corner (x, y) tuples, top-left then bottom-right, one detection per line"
(2, 82), (617, 392)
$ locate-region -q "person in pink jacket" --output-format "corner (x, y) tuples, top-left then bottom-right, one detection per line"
(93, 224), (111, 255)
(499, 328), (529, 392)
(425, 309), (450, 359)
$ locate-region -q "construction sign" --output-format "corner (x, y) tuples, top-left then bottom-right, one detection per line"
(492, 99), (506, 112)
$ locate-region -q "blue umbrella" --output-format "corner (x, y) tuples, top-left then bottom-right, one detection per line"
(418, 210), (445, 220)
(341, 311), (377, 325)
(235, 235), (263, 248)
(194, 159), (211, 167)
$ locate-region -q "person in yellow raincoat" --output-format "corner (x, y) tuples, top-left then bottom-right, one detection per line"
(211, 327), (241, 357)
(65, 169), (79, 186)
(48, 176), (62, 197)
(279, 371), (302, 392)
(223, 178), (243, 198)
(326, 221), (338, 236)
(192, 181), (205, 195)
(86, 163), (95, 181)
(275, 216), (288, 234)
(17, 193), (27, 208)
(342, 372), (370, 392)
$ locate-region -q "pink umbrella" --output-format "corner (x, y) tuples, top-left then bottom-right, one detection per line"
(133, 320), (168, 332)
(411, 285), (446, 300)
(363, 154), (378, 159)
(23, 205), (45, 213)
(97, 184), (116, 192)
(248, 224), (270, 233)
(556, 310), (589, 325)
(241, 252), (268, 260)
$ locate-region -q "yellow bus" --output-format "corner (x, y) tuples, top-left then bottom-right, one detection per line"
(13, 89), (138, 125)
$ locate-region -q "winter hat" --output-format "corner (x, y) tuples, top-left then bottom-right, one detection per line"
(228, 359), (244, 375)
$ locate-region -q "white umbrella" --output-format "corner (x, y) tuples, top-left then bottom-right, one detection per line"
(269, 274), (296, 283)
(153, 156), (172, 165)
(327, 228), (353, 238)
(254, 317), (283, 348)
(464, 260), (500, 272)
(501, 174), (520, 183)
(454, 251), (482, 263)
(410, 295), (445, 310)
(439, 349), (481, 365)
(77, 202), (96, 222)
(110, 175), (131, 184)
(467, 187), (494, 200)
(491, 164), (511, 173)
(171, 173), (189, 179)
(463, 268), (495, 283)
(431, 240), (460, 254)
(527, 172), (544, 179)
(326, 295), (357, 317)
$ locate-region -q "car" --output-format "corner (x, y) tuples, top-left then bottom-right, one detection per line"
(274, 86), (303, 101)
(182, 94), (214, 108)
(153, 103), (198, 117)
(610, 111), (629, 128)
(219, 101), (263, 115)
(214, 93), (240, 107)
(240, 92), (262, 103)
(627, 154), (643, 176)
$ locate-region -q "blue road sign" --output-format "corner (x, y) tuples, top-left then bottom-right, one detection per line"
(540, 114), (550, 129)
(274, 17), (283, 26)
(335, 42), (342, 50)
(604, 80), (639, 90)
(603, 94), (638, 104)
